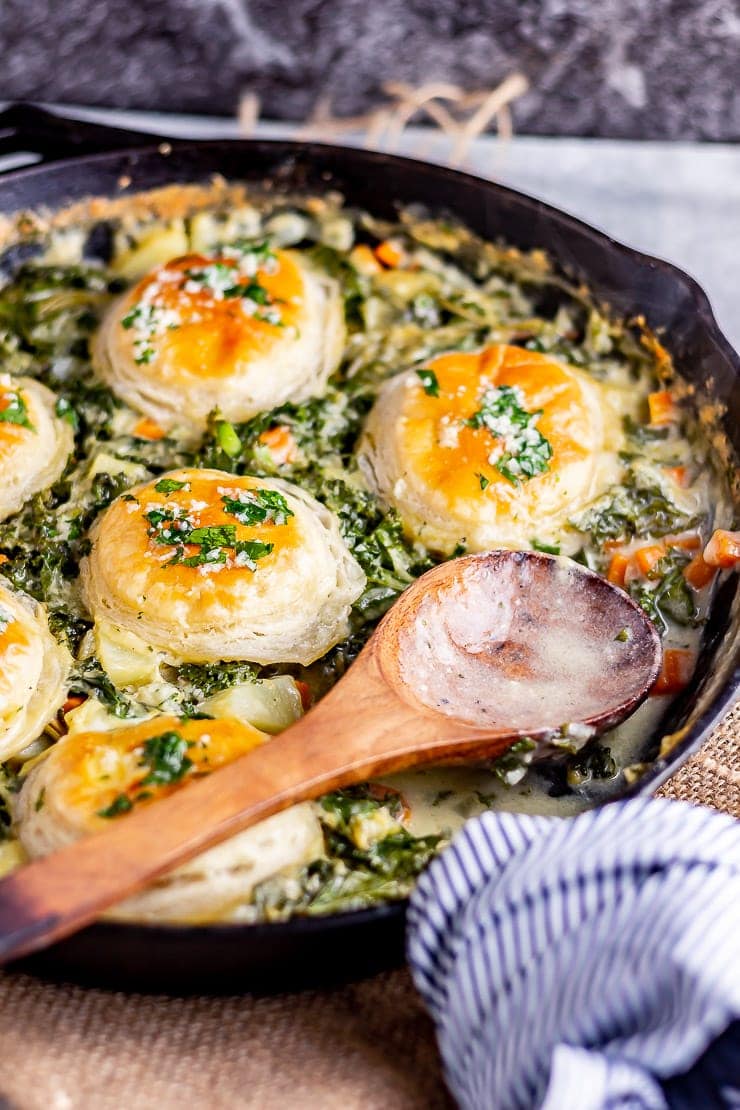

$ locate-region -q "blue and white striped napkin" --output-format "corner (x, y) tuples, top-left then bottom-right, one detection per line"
(407, 798), (740, 1110)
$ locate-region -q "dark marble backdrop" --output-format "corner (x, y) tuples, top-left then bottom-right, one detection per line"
(0, 0), (738, 139)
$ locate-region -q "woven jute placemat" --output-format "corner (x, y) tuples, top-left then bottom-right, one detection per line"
(0, 703), (736, 1110)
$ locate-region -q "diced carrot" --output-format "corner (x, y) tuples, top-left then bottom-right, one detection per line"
(664, 465), (688, 488)
(62, 694), (86, 714)
(634, 544), (665, 577)
(374, 239), (405, 268)
(349, 244), (382, 275)
(294, 680), (313, 712)
(703, 529), (740, 569)
(683, 553), (717, 590)
(651, 649), (694, 696)
(258, 424), (298, 465)
(607, 553), (629, 587)
(647, 389), (677, 426)
(0, 554), (8, 566)
(133, 417), (166, 441)
(666, 532), (702, 552)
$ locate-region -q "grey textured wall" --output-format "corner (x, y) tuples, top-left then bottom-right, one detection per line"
(1, 0), (738, 139)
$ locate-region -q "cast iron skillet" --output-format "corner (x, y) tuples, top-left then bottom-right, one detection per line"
(0, 104), (737, 992)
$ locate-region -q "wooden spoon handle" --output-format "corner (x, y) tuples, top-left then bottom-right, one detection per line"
(0, 650), (501, 964)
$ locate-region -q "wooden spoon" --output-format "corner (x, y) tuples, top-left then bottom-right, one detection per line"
(0, 551), (661, 964)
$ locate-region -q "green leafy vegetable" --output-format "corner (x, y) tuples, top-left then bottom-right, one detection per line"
(571, 475), (692, 545)
(173, 661), (259, 703)
(416, 368), (440, 396)
(154, 478), (189, 495)
(566, 744), (617, 787)
(0, 388), (34, 430)
(97, 793), (134, 818)
(628, 548), (698, 633)
(221, 488), (293, 526)
(139, 730), (193, 786)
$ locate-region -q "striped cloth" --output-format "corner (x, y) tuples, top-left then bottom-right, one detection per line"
(406, 798), (740, 1109)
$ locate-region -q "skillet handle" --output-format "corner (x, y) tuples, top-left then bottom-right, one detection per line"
(0, 103), (165, 166)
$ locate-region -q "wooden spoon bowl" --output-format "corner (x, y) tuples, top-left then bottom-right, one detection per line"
(377, 550), (661, 738)
(0, 551), (661, 963)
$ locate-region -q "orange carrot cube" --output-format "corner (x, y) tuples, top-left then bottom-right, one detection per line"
(703, 529), (740, 569)
(133, 417), (166, 441)
(647, 390), (677, 426)
(683, 554), (716, 590)
(634, 545), (665, 577)
(258, 425), (298, 465)
(651, 649), (694, 696)
(607, 553), (630, 587)
(374, 239), (405, 268)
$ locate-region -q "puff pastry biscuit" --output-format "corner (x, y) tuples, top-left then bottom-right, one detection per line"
(81, 469), (366, 665)
(0, 583), (71, 760)
(0, 375), (74, 521)
(359, 345), (621, 554)
(17, 715), (324, 922)
(92, 245), (345, 431)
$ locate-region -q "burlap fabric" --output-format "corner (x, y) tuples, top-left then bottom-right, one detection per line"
(0, 704), (736, 1110)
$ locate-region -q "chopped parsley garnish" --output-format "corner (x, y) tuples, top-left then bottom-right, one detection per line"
(139, 730), (193, 786)
(476, 472), (490, 490)
(221, 488), (294, 527)
(417, 368), (440, 397)
(95, 732), (194, 817)
(466, 384), (552, 486)
(154, 478), (189, 495)
(183, 260), (282, 324)
(0, 388), (34, 431)
(234, 539), (274, 569)
(145, 509), (273, 570)
(225, 239), (277, 268)
(97, 793), (134, 819)
(121, 302), (180, 365)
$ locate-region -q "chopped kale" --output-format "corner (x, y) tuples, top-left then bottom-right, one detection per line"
(566, 744), (618, 787)
(571, 476), (692, 544)
(173, 660), (259, 702)
(68, 657), (136, 718)
(628, 548), (699, 634)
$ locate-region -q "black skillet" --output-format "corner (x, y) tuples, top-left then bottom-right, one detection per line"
(0, 104), (737, 992)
